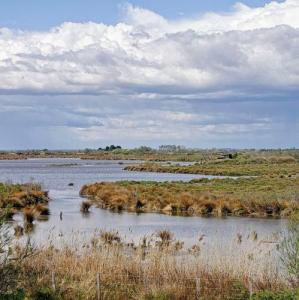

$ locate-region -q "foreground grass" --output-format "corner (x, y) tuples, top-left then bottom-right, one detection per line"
(2, 230), (298, 300)
(80, 176), (299, 217)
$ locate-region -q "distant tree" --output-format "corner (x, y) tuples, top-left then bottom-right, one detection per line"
(104, 145), (122, 151)
(159, 145), (185, 152)
(84, 148), (93, 153)
(136, 146), (152, 152)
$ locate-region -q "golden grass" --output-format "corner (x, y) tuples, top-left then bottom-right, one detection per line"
(80, 177), (299, 217)
(0, 183), (49, 209)
(23, 207), (35, 224)
(13, 231), (295, 300)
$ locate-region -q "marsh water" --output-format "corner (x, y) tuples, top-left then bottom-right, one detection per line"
(1, 158), (287, 248)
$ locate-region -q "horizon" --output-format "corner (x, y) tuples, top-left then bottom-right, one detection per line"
(0, 0), (298, 149)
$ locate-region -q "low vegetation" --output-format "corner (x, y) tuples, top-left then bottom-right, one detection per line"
(80, 200), (92, 213)
(0, 182), (49, 216)
(1, 148), (298, 164)
(80, 176), (299, 217)
(0, 229), (298, 299)
(124, 158), (299, 177)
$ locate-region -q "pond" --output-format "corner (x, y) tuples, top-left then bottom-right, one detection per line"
(0, 158), (287, 249)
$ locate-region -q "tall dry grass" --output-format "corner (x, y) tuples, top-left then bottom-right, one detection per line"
(15, 230), (294, 300)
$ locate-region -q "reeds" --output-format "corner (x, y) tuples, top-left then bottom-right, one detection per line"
(35, 204), (50, 216)
(0, 182), (50, 220)
(80, 201), (92, 213)
(14, 225), (24, 237)
(80, 176), (299, 218)
(99, 230), (121, 245)
(23, 208), (35, 224)
(14, 231), (296, 300)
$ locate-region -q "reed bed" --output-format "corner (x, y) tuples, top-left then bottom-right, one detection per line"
(80, 177), (299, 217)
(0, 182), (49, 210)
(10, 230), (297, 300)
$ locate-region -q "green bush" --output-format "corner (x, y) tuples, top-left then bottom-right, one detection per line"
(252, 290), (298, 300)
(32, 287), (60, 300)
(143, 291), (173, 300)
(0, 289), (25, 300)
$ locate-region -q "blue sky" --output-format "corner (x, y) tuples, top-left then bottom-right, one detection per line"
(0, 0), (281, 30)
(0, 0), (298, 149)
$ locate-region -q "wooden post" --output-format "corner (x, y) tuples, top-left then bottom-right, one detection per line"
(249, 280), (253, 299)
(51, 271), (56, 292)
(195, 277), (200, 300)
(97, 273), (100, 300)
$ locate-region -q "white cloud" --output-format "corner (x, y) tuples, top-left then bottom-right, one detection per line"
(0, 0), (298, 96)
(0, 1), (298, 148)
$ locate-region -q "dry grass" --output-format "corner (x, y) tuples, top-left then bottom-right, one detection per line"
(35, 203), (50, 216)
(80, 200), (92, 213)
(23, 207), (35, 224)
(80, 177), (299, 217)
(13, 230), (296, 300)
(0, 182), (49, 209)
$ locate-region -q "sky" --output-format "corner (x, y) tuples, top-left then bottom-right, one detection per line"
(0, 0), (298, 149)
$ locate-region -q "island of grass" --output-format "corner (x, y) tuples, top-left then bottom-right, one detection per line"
(80, 176), (299, 218)
(124, 156), (299, 176)
(0, 182), (49, 219)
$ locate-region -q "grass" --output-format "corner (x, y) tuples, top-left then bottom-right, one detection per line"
(124, 159), (299, 177)
(80, 176), (299, 217)
(0, 182), (50, 223)
(0, 182), (49, 209)
(4, 230), (298, 299)
(23, 208), (35, 224)
(0, 148), (298, 164)
(80, 201), (92, 213)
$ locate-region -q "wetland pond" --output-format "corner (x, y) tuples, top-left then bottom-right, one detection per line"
(0, 158), (287, 248)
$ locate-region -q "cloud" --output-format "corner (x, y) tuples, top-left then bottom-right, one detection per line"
(0, 0), (298, 97)
(0, 1), (298, 148)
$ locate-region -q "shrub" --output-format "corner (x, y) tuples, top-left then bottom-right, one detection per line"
(280, 213), (299, 284)
(80, 201), (92, 213)
(23, 208), (35, 224)
(0, 289), (25, 300)
(32, 287), (60, 300)
(100, 230), (121, 245)
(252, 290), (298, 300)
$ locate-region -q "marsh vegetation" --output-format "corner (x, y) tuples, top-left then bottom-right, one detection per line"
(81, 176), (299, 217)
(0, 182), (49, 216)
(0, 227), (298, 299)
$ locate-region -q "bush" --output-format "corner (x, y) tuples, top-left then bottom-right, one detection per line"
(252, 290), (298, 300)
(280, 213), (299, 283)
(32, 287), (60, 300)
(0, 289), (25, 300)
(143, 291), (173, 300)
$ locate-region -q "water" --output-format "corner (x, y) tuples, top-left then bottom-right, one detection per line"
(0, 158), (287, 248)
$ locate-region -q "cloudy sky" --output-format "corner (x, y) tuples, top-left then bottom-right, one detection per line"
(0, 0), (298, 149)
